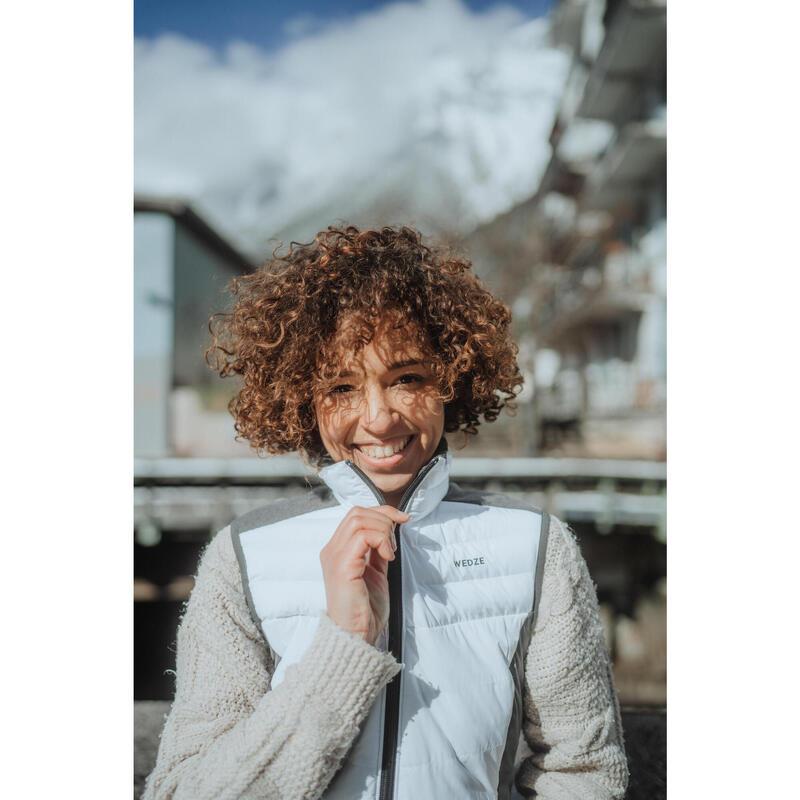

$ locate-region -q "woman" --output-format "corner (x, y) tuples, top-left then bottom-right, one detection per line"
(143, 226), (628, 800)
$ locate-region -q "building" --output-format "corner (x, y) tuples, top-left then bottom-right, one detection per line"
(467, 0), (666, 460)
(536, 0), (666, 459)
(134, 196), (256, 457)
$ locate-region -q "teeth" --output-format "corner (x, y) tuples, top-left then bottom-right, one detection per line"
(360, 437), (410, 459)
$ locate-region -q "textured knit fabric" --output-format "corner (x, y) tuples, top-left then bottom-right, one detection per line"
(515, 516), (629, 798)
(142, 514), (628, 800)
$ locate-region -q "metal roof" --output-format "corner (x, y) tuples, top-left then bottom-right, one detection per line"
(134, 195), (257, 273)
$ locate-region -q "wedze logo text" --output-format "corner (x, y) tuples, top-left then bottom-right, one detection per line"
(453, 556), (486, 567)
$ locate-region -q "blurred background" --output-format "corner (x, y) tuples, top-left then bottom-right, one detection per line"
(134, 0), (666, 710)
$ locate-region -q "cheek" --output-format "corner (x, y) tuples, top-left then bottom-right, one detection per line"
(315, 402), (354, 451)
(425, 395), (444, 424)
(401, 391), (444, 434)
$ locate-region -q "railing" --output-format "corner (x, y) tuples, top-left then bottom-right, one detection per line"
(134, 456), (667, 706)
(134, 456), (666, 541)
(135, 455), (666, 481)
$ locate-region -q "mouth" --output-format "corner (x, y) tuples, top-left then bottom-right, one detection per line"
(353, 435), (414, 466)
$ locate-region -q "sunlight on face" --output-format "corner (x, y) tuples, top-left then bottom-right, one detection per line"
(314, 318), (445, 507)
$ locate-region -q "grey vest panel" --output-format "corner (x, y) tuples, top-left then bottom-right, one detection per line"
(231, 486), (339, 672)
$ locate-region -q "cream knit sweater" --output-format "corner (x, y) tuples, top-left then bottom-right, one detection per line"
(142, 514), (628, 800)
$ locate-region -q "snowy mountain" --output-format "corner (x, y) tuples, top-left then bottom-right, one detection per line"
(135, 0), (570, 259)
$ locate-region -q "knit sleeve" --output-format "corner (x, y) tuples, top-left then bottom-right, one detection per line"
(514, 515), (629, 799)
(142, 527), (401, 800)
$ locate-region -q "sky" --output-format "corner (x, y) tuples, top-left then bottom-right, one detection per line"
(135, 0), (558, 51)
(134, 0), (568, 257)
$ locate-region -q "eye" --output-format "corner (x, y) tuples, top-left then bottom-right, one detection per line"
(394, 373), (424, 386)
(329, 384), (355, 394)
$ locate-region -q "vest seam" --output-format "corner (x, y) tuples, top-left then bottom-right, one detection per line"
(496, 510), (549, 799)
(403, 671), (528, 693)
(407, 609), (530, 632)
(411, 513), (544, 540)
(439, 500), (544, 514)
(407, 529), (544, 547)
(397, 736), (509, 769)
(230, 526), (277, 670)
(531, 512), (551, 634)
(374, 689), (387, 800)
(442, 494), (544, 514)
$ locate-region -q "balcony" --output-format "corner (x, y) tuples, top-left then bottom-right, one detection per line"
(575, 0), (667, 123)
(582, 117), (666, 211)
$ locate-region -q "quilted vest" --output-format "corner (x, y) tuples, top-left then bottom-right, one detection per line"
(231, 450), (549, 800)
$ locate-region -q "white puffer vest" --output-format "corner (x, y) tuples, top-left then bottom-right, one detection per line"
(231, 447), (549, 800)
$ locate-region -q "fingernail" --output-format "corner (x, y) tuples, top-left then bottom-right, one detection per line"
(391, 531), (397, 551)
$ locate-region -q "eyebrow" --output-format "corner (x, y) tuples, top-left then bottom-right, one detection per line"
(388, 359), (423, 370)
(338, 360), (423, 378)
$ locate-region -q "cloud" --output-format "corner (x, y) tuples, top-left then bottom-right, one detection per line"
(135, 0), (569, 257)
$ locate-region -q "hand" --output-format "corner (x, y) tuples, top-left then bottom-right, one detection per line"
(320, 505), (410, 645)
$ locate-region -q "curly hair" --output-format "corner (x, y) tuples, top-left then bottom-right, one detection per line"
(207, 225), (522, 464)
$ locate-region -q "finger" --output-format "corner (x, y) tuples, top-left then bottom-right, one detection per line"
(345, 507), (405, 529)
(334, 509), (398, 546)
(371, 505), (411, 525)
(347, 528), (396, 564)
(326, 525), (395, 571)
(367, 545), (389, 577)
(326, 508), (388, 550)
(363, 566), (388, 600)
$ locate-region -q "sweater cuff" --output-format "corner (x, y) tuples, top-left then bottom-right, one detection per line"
(293, 614), (401, 725)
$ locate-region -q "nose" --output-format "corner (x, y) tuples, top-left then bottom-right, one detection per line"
(362, 384), (396, 433)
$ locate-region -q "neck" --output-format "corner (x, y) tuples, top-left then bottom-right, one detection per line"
(382, 487), (405, 509)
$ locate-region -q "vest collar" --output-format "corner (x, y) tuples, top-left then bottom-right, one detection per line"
(318, 439), (450, 523)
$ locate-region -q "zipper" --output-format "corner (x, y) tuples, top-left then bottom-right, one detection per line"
(344, 456), (441, 800)
(344, 460), (386, 507)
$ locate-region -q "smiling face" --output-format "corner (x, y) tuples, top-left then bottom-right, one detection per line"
(314, 319), (445, 507)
